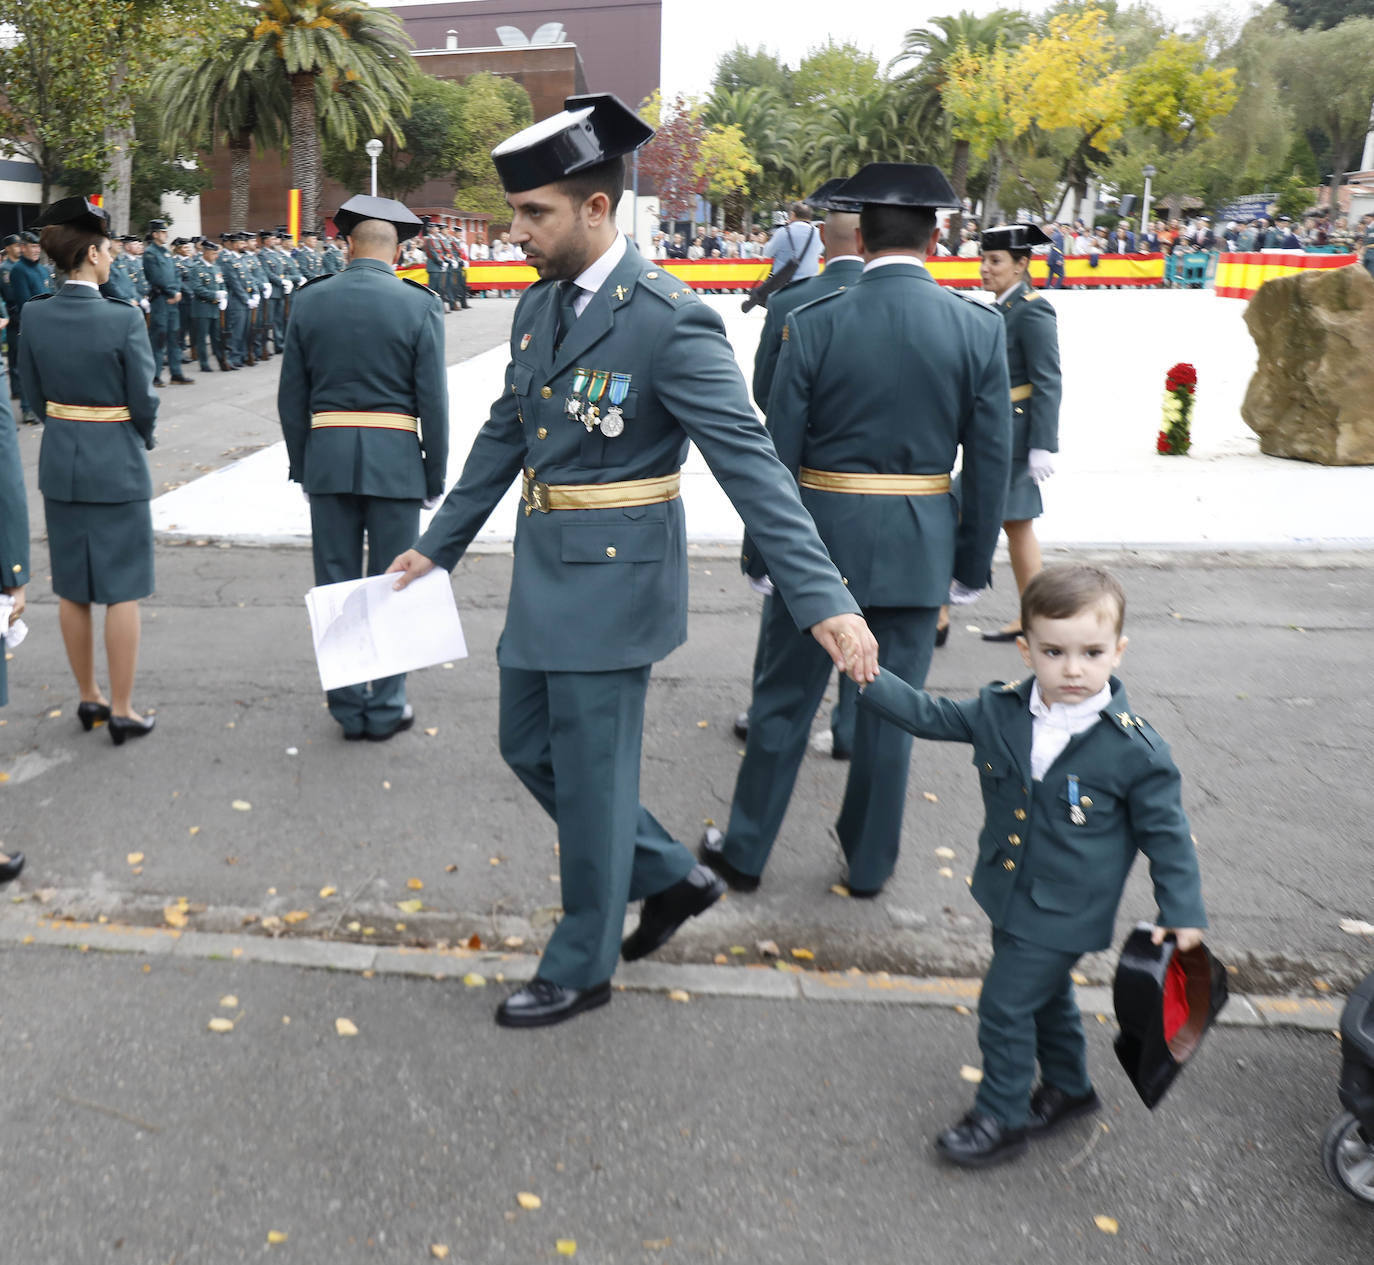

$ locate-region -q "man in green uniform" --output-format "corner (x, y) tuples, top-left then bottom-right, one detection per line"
(701, 162), (1011, 900)
(386, 95), (879, 1029)
(99, 236), (137, 304)
(8, 231), (54, 423)
(322, 235), (344, 275)
(735, 177), (866, 755)
(242, 235), (271, 361)
(1, 234), (22, 397)
(219, 234), (250, 368)
(294, 228), (324, 282)
(143, 221), (190, 388)
(278, 195), (449, 741)
(258, 230), (287, 354)
(185, 238), (231, 373)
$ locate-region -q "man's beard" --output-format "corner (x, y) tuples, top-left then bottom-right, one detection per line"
(526, 223), (590, 282)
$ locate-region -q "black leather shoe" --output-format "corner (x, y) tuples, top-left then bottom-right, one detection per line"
(0, 852), (25, 884)
(831, 737), (852, 761)
(981, 626), (1022, 643)
(108, 714), (155, 746)
(935, 1111), (1028, 1168)
(732, 711), (749, 740)
(1027, 1084), (1101, 1136)
(698, 826), (760, 892)
(935, 622), (950, 648)
(622, 864), (727, 960)
(152, 379), (166, 388)
(77, 701), (112, 732)
(365, 704), (415, 742)
(495, 978), (611, 1028)
(170, 376), (194, 385)
(844, 881), (885, 899)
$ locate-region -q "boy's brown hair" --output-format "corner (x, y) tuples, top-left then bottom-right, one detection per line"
(1020, 564), (1126, 637)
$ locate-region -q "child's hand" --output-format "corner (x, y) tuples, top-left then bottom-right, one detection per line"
(1152, 926), (1204, 952)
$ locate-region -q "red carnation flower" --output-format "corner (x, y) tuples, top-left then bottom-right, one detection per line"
(1157, 430), (1172, 454)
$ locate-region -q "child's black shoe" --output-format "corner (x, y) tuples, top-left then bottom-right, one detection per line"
(1027, 1084), (1101, 1136)
(935, 1111), (1028, 1168)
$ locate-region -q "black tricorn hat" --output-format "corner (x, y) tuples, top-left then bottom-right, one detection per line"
(833, 162), (960, 209)
(333, 194), (424, 242)
(34, 196), (111, 237)
(1113, 926), (1228, 1109)
(201, 237), (220, 250)
(491, 93), (653, 194)
(981, 223), (1051, 254)
(147, 219), (169, 232)
(120, 234), (140, 244)
(806, 178), (862, 215)
(19, 230), (40, 244)
(2, 233), (20, 247)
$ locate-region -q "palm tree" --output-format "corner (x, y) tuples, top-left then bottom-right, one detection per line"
(155, 38), (289, 232)
(802, 82), (929, 188)
(239, 1), (413, 233)
(703, 85), (805, 208)
(890, 9), (1033, 227)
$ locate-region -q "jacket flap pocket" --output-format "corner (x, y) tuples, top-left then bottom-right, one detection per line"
(561, 519), (666, 564)
(511, 363), (534, 395)
(973, 749), (1012, 778)
(1028, 878), (1085, 914)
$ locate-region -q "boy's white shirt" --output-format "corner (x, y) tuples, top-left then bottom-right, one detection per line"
(1028, 679), (1112, 781)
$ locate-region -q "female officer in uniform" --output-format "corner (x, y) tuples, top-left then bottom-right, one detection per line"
(17, 197), (160, 745)
(1, 328), (28, 881)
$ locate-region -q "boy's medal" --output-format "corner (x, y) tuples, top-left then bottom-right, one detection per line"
(585, 369), (609, 432)
(601, 372), (631, 437)
(566, 366), (590, 421)
(1067, 773), (1086, 826)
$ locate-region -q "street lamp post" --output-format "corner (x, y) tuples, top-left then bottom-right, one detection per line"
(365, 138), (383, 198)
(1141, 164), (1156, 238)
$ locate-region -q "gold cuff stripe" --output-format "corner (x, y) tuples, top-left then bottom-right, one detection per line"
(522, 470), (681, 511)
(1010, 383), (1033, 402)
(46, 402), (132, 422)
(798, 468), (952, 496)
(310, 411), (419, 433)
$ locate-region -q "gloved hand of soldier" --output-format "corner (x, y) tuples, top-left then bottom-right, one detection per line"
(386, 549), (437, 591)
(282, 280), (293, 294)
(422, 494), (442, 511)
(263, 285), (272, 299)
(811, 613), (879, 684)
(217, 296), (227, 311)
(1027, 448), (1055, 485)
(139, 298), (150, 313)
(948, 579), (982, 605)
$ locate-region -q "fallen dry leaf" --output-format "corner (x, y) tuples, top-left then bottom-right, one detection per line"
(516, 1192), (542, 1210)
(207, 1017), (234, 1033)
(382, 780), (391, 790)
(959, 1065), (983, 1083)
(922, 791), (939, 803)
(423, 726), (439, 737)
(282, 910), (310, 925)
(556, 1241), (577, 1257)
(126, 852), (144, 866)
(489, 857), (502, 866)
(829, 884), (851, 897)
(220, 994), (238, 1008)
(163, 905), (188, 929)
(319, 885), (337, 898)
(188, 826), (200, 836)
(429, 1246), (449, 1260)
(462, 973), (486, 988)
(407, 878), (424, 890)
(938, 867), (954, 878)
(231, 800), (251, 812)
(713, 953), (728, 965)
(347, 920), (362, 932)
(756, 939), (780, 958)
(667, 989), (691, 1003)
(334, 1018), (358, 1036)
(46, 708), (61, 719)
(466, 933), (483, 950)
(934, 846), (956, 860)
(504, 935), (525, 948)
(696, 720), (708, 728)
(1094, 1215), (1119, 1236)
(790, 947), (815, 961)
(396, 899), (423, 915)
(266, 1230), (287, 1245)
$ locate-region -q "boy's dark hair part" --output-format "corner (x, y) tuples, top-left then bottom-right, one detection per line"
(859, 205), (937, 254)
(557, 156), (625, 210)
(1021, 564), (1126, 636)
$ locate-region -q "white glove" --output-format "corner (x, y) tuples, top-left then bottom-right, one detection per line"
(949, 579), (983, 605)
(263, 285), (273, 299)
(248, 295), (259, 309)
(301, 489), (310, 505)
(422, 494), (441, 511)
(216, 290), (227, 302)
(217, 297), (227, 311)
(139, 297), (151, 313)
(747, 574), (776, 597)
(3, 617), (27, 649)
(1027, 448), (1055, 485)
(282, 280), (293, 294)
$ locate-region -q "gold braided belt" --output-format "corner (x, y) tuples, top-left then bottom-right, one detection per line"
(46, 402), (132, 422)
(521, 469), (680, 515)
(1010, 383), (1033, 402)
(310, 411), (419, 433)
(799, 468), (951, 496)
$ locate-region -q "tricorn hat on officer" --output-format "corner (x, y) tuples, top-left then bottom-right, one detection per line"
(19, 230), (39, 244)
(33, 196), (111, 237)
(491, 93), (653, 194)
(833, 162), (960, 209)
(333, 194), (424, 242)
(1113, 926), (1228, 1109)
(147, 219), (169, 232)
(981, 223), (1051, 255)
(1, 233), (19, 247)
(120, 234), (140, 244)
(806, 177), (862, 215)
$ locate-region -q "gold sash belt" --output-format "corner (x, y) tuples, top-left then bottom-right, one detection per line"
(1010, 383), (1033, 402)
(310, 411), (419, 433)
(799, 468), (952, 496)
(522, 469), (681, 514)
(46, 402), (131, 422)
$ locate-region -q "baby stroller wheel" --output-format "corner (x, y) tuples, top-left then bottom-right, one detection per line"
(1322, 1111), (1374, 1204)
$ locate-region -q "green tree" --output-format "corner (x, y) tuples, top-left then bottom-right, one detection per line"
(129, 94), (214, 230)
(451, 72), (534, 217)
(711, 44), (792, 96)
(239, 0), (414, 234)
(702, 85), (804, 209)
(802, 81), (930, 189)
(1279, 0), (1374, 29)
(792, 40), (879, 103)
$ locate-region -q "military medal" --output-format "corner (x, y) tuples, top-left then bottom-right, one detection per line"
(566, 366), (591, 421)
(600, 372), (631, 437)
(1067, 774), (1086, 826)
(521, 333), (532, 351)
(585, 369), (609, 432)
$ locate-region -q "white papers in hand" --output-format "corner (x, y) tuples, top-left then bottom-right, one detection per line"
(305, 570), (467, 692)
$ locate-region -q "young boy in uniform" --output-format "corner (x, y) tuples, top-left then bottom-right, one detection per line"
(857, 563), (1208, 1167)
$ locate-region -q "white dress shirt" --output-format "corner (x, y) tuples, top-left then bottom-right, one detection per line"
(568, 233), (627, 317)
(1028, 679), (1111, 781)
(862, 254), (930, 275)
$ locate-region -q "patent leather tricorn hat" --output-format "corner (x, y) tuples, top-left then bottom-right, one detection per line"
(1113, 925), (1228, 1109)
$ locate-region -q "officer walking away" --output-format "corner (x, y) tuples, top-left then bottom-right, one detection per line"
(386, 95), (878, 1030)
(701, 162), (1011, 901)
(278, 194), (449, 742)
(143, 220), (191, 387)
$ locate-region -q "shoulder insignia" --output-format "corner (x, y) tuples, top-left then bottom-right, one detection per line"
(402, 277), (439, 297)
(1023, 291), (1040, 301)
(26, 292), (51, 304)
(781, 323), (788, 341)
(638, 268), (697, 307)
(951, 291), (1000, 317)
(613, 284), (628, 302)
(1001, 679), (1022, 692)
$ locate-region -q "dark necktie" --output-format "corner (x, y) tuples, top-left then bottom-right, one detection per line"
(555, 281), (581, 350)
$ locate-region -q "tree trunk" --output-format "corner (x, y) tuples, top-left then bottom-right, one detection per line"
(102, 58), (134, 235)
(981, 148), (1004, 228)
(948, 137), (970, 242)
(229, 132), (252, 232)
(1327, 139), (1351, 216)
(290, 72), (321, 237)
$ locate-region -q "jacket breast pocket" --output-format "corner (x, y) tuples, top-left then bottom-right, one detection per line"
(561, 512), (666, 564)
(511, 363), (535, 399)
(973, 749), (1015, 785)
(580, 387), (640, 465)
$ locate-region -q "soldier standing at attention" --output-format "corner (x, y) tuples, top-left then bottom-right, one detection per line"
(278, 195), (449, 742)
(143, 221), (190, 388)
(243, 235), (271, 361)
(8, 231), (55, 424)
(258, 230), (286, 354)
(1, 234), (20, 385)
(446, 225), (470, 310)
(173, 239), (196, 364)
(322, 234), (344, 275)
(220, 234), (250, 368)
(294, 228), (324, 282)
(386, 95), (879, 1029)
(186, 238), (231, 373)
(99, 236), (137, 304)
(700, 163), (1010, 900)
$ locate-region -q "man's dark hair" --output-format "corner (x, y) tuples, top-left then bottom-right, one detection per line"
(859, 205), (937, 254)
(1021, 564), (1127, 637)
(557, 156), (626, 210)
(790, 201), (813, 222)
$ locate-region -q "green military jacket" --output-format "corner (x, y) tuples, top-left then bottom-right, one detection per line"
(185, 256), (224, 318)
(100, 254), (138, 303)
(259, 247), (286, 295)
(294, 247), (323, 281)
(1001, 279), (1061, 458)
(241, 250), (267, 297)
(751, 257), (864, 410)
(142, 242), (181, 302)
(18, 285), (159, 502)
(765, 261), (1011, 606)
(0, 382), (26, 707)
(220, 250), (250, 304)
(127, 253), (149, 300)
(417, 237), (860, 673)
(322, 245), (343, 276)
(858, 671), (1208, 954)
(278, 257), (448, 501)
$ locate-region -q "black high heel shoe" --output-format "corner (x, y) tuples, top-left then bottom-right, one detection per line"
(934, 623), (950, 648)
(108, 714), (156, 746)
(0, 852), (26, 884)
(77, 701), (112, 732)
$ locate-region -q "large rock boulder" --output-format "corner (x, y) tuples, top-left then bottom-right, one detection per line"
(1242, 263), (1374, 465)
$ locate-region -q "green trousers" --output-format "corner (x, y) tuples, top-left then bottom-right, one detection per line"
(309, 493), (419, 736)
(499, 664), (697, 990)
